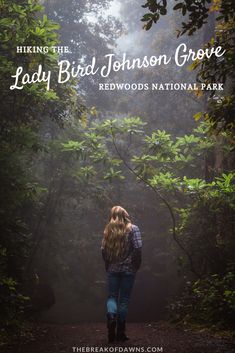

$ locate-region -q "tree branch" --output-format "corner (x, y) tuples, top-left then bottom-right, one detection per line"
(110, 127), (201, 278)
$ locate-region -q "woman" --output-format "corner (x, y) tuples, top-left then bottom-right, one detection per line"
(101, 206), (142, 343)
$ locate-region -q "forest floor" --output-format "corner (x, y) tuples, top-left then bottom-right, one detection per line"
(1, 321), (235, 353)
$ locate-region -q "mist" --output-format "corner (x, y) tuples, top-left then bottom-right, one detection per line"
(30, 0), (206, 324)
(1, 1), (234, 343)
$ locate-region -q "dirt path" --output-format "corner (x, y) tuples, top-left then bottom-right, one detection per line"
(1, 322), (235, 353)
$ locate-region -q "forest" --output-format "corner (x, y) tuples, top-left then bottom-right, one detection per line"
(0, 0), (235, 352)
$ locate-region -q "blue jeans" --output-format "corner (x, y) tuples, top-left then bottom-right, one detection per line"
(107, 271), (135, 322)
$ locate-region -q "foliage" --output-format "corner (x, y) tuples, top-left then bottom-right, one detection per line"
(0, 125), (45, 328)
(62, 117), (234, 266)
(191, 24), (235, 133)
(141, 0), (234, 35)
(0, 0), (82, 329)
(169, 272), (235, 327)
(0, 0), (234, 333)
(0, 0), (83, 126)
(61, 116), (235, 327)
(0, 276), (30, 328)
(141, 0), (235, 135)
(138, 0), (235, 327)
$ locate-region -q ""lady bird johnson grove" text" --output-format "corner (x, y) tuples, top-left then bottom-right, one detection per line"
(10, 43), (225, 91)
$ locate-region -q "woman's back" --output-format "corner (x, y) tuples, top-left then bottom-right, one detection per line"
(102, 224), (142, 273)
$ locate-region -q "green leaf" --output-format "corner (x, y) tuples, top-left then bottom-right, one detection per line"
(160, 7), (167, 15)
(173, 3), (183, 10)
(0, 18), (13, 27)
(193, 112), (203, 121)
(144, 20), (153, 31)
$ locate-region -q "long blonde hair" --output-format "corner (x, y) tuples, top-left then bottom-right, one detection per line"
(102, 206), (132, 262)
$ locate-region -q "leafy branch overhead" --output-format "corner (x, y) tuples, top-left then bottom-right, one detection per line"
(61, 116), (235, 197)
(141, 0), (234, 35)
(141, 0), (235, 135)
(61, 117), (235, 280)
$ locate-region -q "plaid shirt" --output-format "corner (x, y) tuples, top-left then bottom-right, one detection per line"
(101, 224), (142, 273)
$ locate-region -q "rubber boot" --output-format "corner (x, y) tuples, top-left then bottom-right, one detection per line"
(116, 320), (129, 341)
(107, 313), (116, 343)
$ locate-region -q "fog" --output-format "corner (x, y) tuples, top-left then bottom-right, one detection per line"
(30, 0), (209, 323)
